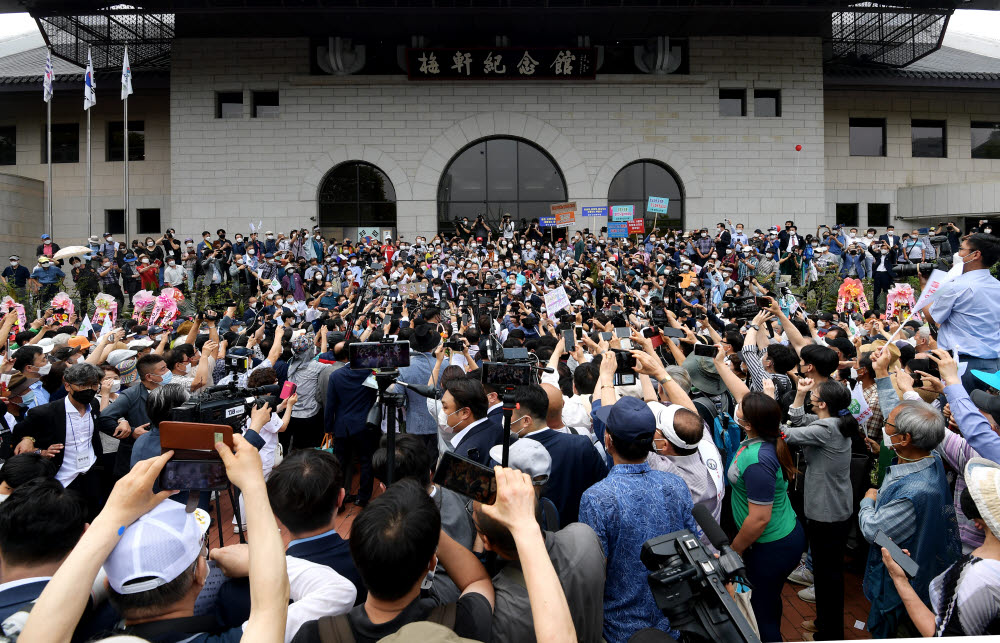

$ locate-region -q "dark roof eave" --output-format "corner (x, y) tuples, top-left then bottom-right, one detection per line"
(824, 74), (1000, 90)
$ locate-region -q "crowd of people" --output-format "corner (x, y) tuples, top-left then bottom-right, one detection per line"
(0, 217), (998, 643)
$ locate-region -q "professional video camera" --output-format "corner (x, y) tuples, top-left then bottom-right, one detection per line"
(637, 505), (760, 643)
(729, 296), (759, 320)
(172, 383), (282, 432)
(895, 255), (952, 278)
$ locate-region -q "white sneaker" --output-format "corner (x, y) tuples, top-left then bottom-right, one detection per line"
(233, 524), (245, 534)
(797, 585), (816, 603)
(787, 563), (815, 586)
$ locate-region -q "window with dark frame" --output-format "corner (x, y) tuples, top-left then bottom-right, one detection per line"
(911, 120), (946, 158)
(719, 89), (746, 117)
(319, 161), (397, 230)
(252, 91), (280, 118)
(216, 92), (244, 119)
(0, 126), (14, 165)
(971, 122), (1000, 159)
(105, 209), (125, 235)
(754, 90), (781, 117)
(40, 123), (80, 163)
(836, 203), (859, 227)
(437, 137), (567, 232)
(849, 118), (886, 157)
(137, 209), (161, 234)
(608, 160), (685, 231)
(868, 203), (890, 228)
(106, 121), (145, 162)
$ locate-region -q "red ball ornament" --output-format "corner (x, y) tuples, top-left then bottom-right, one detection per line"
(795, 145), (802, 152)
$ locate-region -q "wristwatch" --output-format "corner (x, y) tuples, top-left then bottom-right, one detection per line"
(657, 374), (673, 387)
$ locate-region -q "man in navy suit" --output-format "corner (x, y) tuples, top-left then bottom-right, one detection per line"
(214, 449), (366, 626)
(506, 385), (607, 527)
(444, 376), (504, 466)
(326, 345), (379, 507)
(878, 224), (902, 253)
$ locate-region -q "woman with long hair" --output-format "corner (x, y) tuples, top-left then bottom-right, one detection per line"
(787, 378), (859, 641)
(730, 391), (806, 642)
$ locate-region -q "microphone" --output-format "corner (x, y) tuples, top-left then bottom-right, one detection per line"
(530, 365), (555, 374)
(692, 504), (750, 586)
(692, 504), (729, 551)
(396, 380), (440, 399)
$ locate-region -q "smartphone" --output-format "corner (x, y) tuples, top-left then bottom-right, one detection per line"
(433, 451), (498, 504)
(280, 381), (297, 400)
(562, 329), (575, 352)
(574, 325), (584, 341)
(480, 361), (533, 388)
(874, 530), (919, 578)
(159, 460), (229, 491)
(600, 331), (613, 341)
(620, 338), (634, 350)
(348, 341), (411, 370)
(614, 327), (631, 339)
(661, 327), (686, 339)
(462, 313), (470, 325)
(694, 343), (717, 358)
(755, 296), (772, 309)
(642, 327), (664, 348)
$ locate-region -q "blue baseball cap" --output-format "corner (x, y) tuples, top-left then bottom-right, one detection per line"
(594, 396), (657, 442)
(40, 234), (50, 240)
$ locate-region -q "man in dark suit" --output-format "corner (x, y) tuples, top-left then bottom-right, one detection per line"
(878, 225), (902, 252)
(0, 478), (110, 639)
(868, 240), (898, 313)
(213, 449), (366, 627)
(12, 363), (107, 517)
(326, 346), (379, 507)
(443, 377), (504, 466)
(481, 377), (505, 425)
(507, 385), (608, 527)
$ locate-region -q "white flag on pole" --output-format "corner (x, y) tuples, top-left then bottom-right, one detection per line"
(912, 269), (957, 313)
(849, 382), (873, 424)
(77, 314), (92, 337)
(84, 49), (96, 110)
(100, 314), (114, 338)
(120, 47), (133, 100)
(43, 49), (53, 103)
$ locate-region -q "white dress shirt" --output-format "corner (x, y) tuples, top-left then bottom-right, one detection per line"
(57, 396), (96, 487)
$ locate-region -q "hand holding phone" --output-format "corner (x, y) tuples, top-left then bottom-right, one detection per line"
(434, 451), (497, 504)
(875, 530), (919, 578)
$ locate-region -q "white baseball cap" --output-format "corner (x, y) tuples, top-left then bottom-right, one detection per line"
(648, 402), (701, 450)
(36, 338), (56, 354)
(105, 501), (210, 594)
(489, 438), (552, 486)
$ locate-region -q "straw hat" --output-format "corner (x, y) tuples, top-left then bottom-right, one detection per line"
(965, 457), (1000, 540)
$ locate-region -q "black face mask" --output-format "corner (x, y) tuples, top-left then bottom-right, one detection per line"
(71, 388), (98, 405)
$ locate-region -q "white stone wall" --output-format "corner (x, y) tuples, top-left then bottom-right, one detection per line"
(824, 89), (1000, 229)
(0, 172), (44, 261)
(0, 89), (171, 245)
(169, 35), (827, 239)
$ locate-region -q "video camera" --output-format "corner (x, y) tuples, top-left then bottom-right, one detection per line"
(172, 383), (282, 432)
(895, 255), (952, 278)
(640, 505), (760, 643)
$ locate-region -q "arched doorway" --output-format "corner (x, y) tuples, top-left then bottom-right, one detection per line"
(437, 137), (567, 236)
(608, 160), (684, 232)
(318, 161), (397, 242)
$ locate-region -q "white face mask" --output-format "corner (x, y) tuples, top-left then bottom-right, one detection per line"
(883, 428), (897, 449)
(37, 363), (52, 377)
(275, 299), (283, 305)
(248, 249), (255, 255)
(0, 494), (8, 504)
(110, 379), (121, 393)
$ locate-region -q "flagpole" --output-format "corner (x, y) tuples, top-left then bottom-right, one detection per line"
(87, 105), (92, 234)
(46, 94), (52, 237)
(123, 95), (129, 243)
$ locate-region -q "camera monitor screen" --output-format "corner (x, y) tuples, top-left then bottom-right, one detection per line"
(481, 362), (533, 388)
(349, 341), (411, 370)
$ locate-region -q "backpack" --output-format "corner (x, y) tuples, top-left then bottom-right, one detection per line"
(693, 396), (741, 486)
(317, 603), (457, 643)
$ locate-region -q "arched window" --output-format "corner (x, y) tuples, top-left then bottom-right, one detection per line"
(608, 160), (684, 231)
(438, 137), (566, 233)
(318, 161), (396, 231)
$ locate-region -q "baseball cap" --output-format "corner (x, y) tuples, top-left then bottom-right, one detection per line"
(8, 255), (18, 261)
(971, 390), (1000, 417)
(128, 339), (155, 350)
(37, 257), (50, 264)
(105, 501), (210, 594)
(489, 439), (552, 486)
(594, 396), (657, 442)
(68, 336), (92, 351)
(648, 402), (701, 450)
(107, 349), (138, 369)
(36, 338), (56, 354)
(40, 234), (50, 240)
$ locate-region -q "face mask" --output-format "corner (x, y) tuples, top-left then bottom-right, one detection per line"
(186, 243), (194, 248)
(110, 379), (121, 393)
(103, 262), (111, 268)
(37, 363), (52, 377)
(44, 239), (51, 245)
(445, 407), (465, 429)
(248, 249), (255, 255)
(146, 243), (154, 248)
(883, 428), (897, 449)
(710, 254), (718, 259)
(142, 259), (150, 265)
(204, 237), (211, 242)
(157, 371), (173, 385)
(953, 251), (971, 267)
(106, 237), (114, 242)
(267, 235), (274, 239)
(275, 299), (284, 305)
(985, 228), (992, 234)
(71, 388), (98, 405)
(351, 259), (357, 265)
